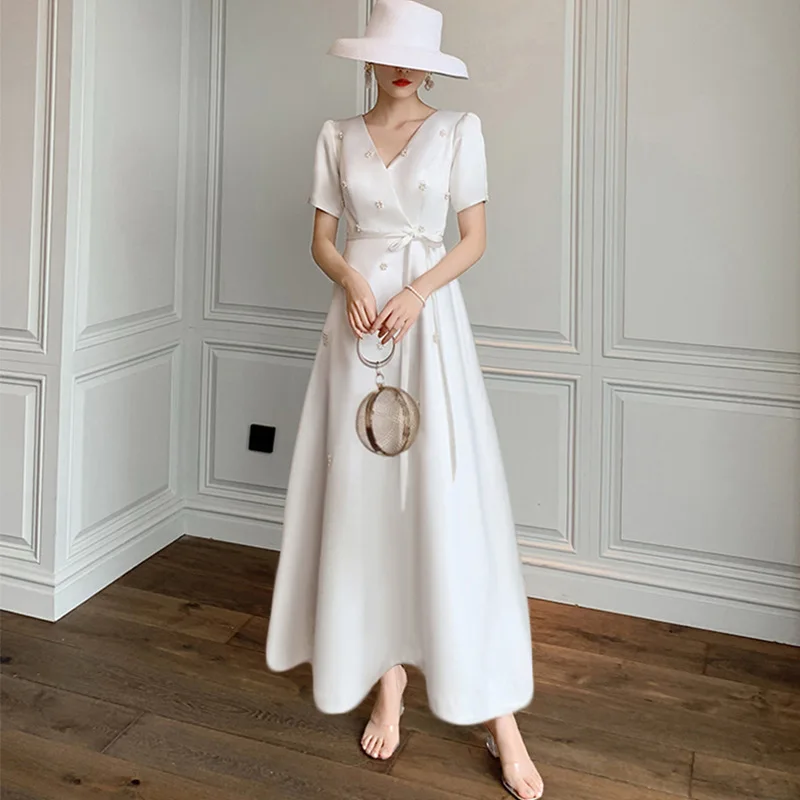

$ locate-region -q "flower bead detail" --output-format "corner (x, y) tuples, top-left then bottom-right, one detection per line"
(327, 453), (333, 467)
(400, 148), (409, 157)
(379, 262), (388, 271)
(365, 149), (374, 158)
(355, 224), (362, 233)
(439, 128), (447, 137)
(418, 180), (427, 191)
(337, 130), (344, 140)
(322, 331), (329, 346)
(444, 191), (451, 200)
(375, 200), (384, 209)
(341, 180), (348, 189)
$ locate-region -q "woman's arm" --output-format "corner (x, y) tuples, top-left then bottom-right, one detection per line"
(409, 202), (486, 299)
(311, 208), (377, 336)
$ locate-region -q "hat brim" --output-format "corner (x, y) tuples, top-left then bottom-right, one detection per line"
(328, 38), (468, 79)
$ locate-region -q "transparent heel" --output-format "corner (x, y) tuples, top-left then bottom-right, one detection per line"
(485, 732), (543, 800)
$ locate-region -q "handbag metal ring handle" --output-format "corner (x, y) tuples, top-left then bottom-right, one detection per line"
(356, 335), (396, 369)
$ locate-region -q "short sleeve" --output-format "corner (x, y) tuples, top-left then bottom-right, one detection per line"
(308, 119), (344, 219)
(449, 111), (489, 213)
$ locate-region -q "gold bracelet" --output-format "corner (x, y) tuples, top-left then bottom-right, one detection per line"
(404, 284), (426, 306)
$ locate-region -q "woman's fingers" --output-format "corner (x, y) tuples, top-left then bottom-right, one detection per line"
(357, 299), (375, 333)
(348, 309), (362, 338)
(394, 318), (412, 343)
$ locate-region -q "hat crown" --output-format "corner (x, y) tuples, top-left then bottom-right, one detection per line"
(365, 0), (443, 51)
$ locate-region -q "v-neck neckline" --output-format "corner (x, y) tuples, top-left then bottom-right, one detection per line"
(360, 109), (440, 170)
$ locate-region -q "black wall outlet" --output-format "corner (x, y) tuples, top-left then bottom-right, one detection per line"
(248, 424), (275, 454)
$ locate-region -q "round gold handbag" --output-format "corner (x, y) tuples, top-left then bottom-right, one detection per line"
(355, 336), (420, 456)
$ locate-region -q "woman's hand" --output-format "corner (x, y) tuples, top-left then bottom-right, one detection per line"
(372, 286), (426, 344)
(342, 272), (377, 338)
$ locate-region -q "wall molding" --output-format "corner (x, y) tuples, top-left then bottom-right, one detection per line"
(198, 339), (315, 509)
(600, 377), (800, 591)
(484, 367), (579, 554)
(66, 343), (181, 560)
(0, 372), (45, 564)
(602, 0), (800, 375)
(475, 0), (584, 354)
(70, 0), (189, 350)
(0, 0), (56, 354)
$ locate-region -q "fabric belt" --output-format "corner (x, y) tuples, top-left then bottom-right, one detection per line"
(346, 226), (457, 510)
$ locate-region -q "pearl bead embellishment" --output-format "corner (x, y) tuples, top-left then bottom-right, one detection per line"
(322, 331), (329, 346)
(379, 262), (388, 271)
(365, 149), (374, 158)
(375, 200), (384, 209)
(337, 130), (344, 139)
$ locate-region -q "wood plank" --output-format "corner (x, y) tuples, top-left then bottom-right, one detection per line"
(0, 729), (261, 800)
(391, 731), (684, 800)
(1, 604), (307, 702)
(705, 642), (800, 695)
(692, 752), (800, 800)
(117, 556), (273, 617)
(227, 613), (269, 650)
(528, 599), (707, 674)
(531, 640), (800, 733)
(0, 629), (390, 772)
(0, 674), (140, 752)
(78, 584), (252, 643)
(678, 626), (800, 659)
(522, 681), (800, 776)
(137, 535), (279, 587)
(107, 712), (465, 800)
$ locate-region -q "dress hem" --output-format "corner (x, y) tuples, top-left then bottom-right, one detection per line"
(265, 651), (534, 728)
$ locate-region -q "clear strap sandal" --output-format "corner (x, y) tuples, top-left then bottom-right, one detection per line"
(486, 731), (544, 800)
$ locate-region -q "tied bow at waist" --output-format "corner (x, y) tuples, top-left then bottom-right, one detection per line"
(346, 225), (456, 510)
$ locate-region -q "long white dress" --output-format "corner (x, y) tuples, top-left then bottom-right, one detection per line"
(265, 109), (533, 726)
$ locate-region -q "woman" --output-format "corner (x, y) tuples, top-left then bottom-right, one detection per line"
(265, 1), (543, 798)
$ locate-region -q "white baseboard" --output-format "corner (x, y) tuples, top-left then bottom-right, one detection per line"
(522, 561), (800, 646)
(183, 505), (283, 550)
(0, 508), (185, 622)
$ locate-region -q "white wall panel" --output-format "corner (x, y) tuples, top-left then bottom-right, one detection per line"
(69, 345), (178, 557)
(73, 0), (188, 347)
(486, 370), (577, 552)
(0, 0), (55, 353)
(605, 0), (800, 372)
(432, 0), (581, 350)
(200, 341), (314, 504)
(208, 0), (360, 327)
(602, 380), (800, 586)
(0, 374), (44, 561)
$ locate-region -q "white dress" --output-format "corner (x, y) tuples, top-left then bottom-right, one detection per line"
(265, 109), (533, 726)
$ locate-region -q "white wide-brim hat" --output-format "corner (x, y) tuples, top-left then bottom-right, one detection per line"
(328, 0), (468, 79)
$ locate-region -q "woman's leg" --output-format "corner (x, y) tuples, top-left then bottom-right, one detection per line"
(361, 664), (407, 759)
(484, 713), (544, 799)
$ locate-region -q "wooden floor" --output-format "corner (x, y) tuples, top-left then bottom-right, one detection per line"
(2, 536), (799, 800)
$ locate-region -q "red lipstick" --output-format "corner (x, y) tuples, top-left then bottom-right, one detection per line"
(393, 78), (411, 87)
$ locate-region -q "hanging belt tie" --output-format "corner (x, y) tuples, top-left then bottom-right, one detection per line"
(347, 226), (457, 511)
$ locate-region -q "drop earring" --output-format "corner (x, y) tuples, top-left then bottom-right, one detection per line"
(423, 73), (435, 91)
